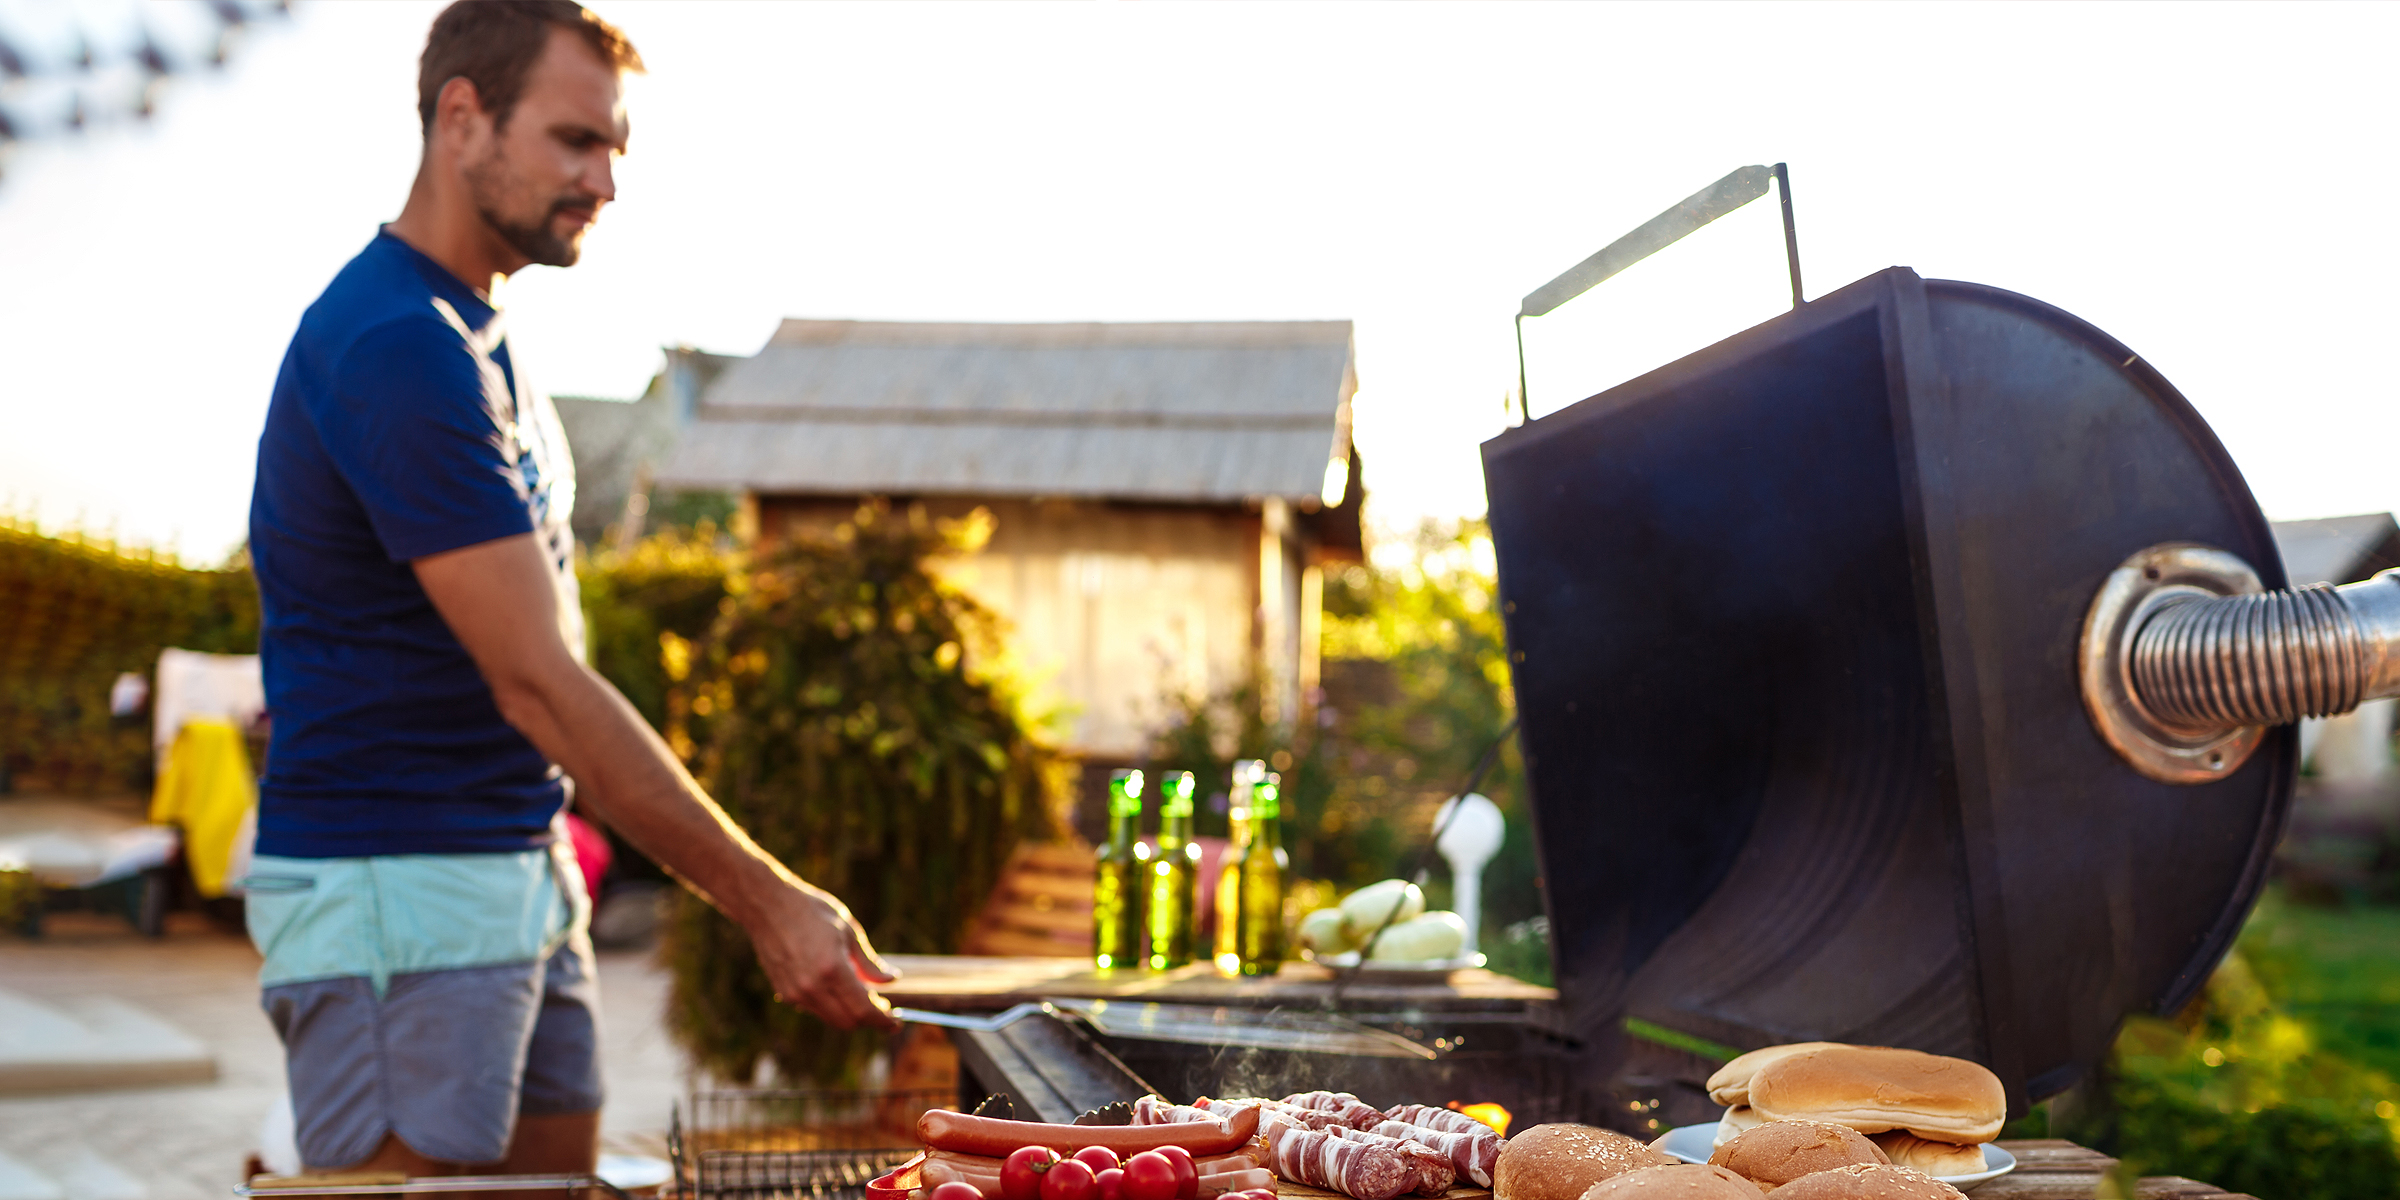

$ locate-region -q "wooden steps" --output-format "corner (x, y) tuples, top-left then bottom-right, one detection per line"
(961, 841), (1096, 958)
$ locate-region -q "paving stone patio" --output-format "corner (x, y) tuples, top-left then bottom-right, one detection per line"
(0, 909), (687, 1199)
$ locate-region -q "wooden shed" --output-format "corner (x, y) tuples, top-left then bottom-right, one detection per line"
(652, 318), (1362, 788)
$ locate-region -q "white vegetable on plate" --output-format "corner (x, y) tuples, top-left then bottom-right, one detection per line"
(1298, 907), (1354, 955)
(1365, 910), (1468, 961)
(1339, 878), (1425, 939)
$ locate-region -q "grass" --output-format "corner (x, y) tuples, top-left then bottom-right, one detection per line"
(2240, 891), (2400, 1084)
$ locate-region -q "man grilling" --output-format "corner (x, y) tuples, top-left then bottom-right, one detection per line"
(244, 1), (898, 1181)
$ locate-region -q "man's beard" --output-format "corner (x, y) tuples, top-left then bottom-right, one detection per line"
(465, 153), (586, 268)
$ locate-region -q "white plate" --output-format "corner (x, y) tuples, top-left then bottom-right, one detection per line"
(1305, 951), (1487, 975)
(1654, 1124), (2016, 1190)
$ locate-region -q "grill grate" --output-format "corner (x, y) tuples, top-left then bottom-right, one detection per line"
(671, 1087), (948, 1199)
(690, 1148), (920, 1200)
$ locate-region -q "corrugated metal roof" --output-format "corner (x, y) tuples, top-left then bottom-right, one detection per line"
(656, 319), (1355, 502)
(2272, 512), (2400, 586)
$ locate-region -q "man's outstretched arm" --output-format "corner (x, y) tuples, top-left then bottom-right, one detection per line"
(413, 531), (899, 1031)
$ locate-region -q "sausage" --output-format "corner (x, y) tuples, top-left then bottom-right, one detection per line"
(1199, 1169), (1276, 1197)
(923, 1161), (1003, 1190)
(1368, 1120), (1497, 1188)
(1197, 1150), (1271, 1175)
(1263, 1123), (1416, 1200)
(1280, 1092), (1386, 1131)
(919, 1105), (1264, 1157)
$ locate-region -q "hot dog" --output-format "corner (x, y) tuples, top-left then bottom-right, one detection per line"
(923, 1160), (1002, 1191)
(919, 1104), (1263, 1157)
(1200, 1168), (1276, 1197)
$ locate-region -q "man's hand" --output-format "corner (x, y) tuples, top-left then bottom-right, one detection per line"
(414, 533), (902, 1032)
(752, 881), (901, 1030)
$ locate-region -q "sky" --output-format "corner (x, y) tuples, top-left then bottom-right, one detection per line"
(0, 1), (2394, 562)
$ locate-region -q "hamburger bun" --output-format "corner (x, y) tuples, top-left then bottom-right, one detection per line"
(1579, 1164), (1766, 1200)
(1712, 1106), (1768, 1148)
(1706, 1044), (1847, 1107)
(1766, 1163), (1966, 1200)
(1708, 1120), (1889, 1191)
(1494, 1123), (1677, 1200)
(1865, 1134), (1984, 1179)
(1748, 1047), (2005, 1143)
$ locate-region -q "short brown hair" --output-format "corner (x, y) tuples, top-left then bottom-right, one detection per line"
(417, 1), (643, 136)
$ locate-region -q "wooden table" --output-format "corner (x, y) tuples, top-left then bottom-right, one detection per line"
(1975, 1141), (2256, 1199)
(878, 955), (1556, 1013)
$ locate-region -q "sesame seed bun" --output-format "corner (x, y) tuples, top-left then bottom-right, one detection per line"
(1712, 1106), (1768, 1148)
(1707, 1120), (1889, 1192)
(1494, 1124), (1678, 1200)
(1578, 1164), (1767, 1200)
(1764, 1163), (1967, 1200)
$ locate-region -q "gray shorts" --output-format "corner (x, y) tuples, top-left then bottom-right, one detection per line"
(263, 938), (605, 1169)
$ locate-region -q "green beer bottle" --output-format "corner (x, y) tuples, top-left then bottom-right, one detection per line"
(1234, 770), (1289, 976)
(1093, 769), (1146, 970)
(1214, 759), (1264, 975)
(1145, 770), (1200, 970)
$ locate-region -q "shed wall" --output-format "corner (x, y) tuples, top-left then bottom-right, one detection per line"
(757, 496), (1266, 760)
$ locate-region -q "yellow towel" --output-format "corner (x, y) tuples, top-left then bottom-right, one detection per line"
(149, 718), (256, 898)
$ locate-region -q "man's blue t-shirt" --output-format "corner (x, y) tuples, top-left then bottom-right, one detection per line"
(249, 229), (582, 859)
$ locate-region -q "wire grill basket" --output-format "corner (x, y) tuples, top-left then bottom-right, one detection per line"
(688, 1147), (920, 1200)
(671, 1087), (949, 1199)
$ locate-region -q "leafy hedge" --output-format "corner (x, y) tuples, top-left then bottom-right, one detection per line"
(0, 520), (258, 793)
(655, 503), (1066, 1084)
(2099, 906), (2400, 1200)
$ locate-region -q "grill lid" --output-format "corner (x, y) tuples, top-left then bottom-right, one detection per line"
(1481, 267), (2291, 1113)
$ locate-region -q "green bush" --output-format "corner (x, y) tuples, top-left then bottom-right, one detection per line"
(659, 503), (1066, 1085)
(1318, 519), (1533, 934)
(579, 523), (736, 731)
(0, 519), (258, 793)
(2016, 899), (2400, 1200)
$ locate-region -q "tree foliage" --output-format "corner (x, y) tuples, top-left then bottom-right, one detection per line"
(656, 503), (1066, 1084)
(1315, 519), (1536, 929)
(580, 523), (736, 731)
(1144, 518), (1540, 953)
(0, 519), (258, 792)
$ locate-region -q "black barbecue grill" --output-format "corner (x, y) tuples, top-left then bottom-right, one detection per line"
(932, 174), (2377, 1150)
(683, 171), (2379, 1200)
(1483, 265), (2302, 1120)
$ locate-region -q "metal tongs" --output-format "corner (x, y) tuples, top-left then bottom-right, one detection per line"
(891, 1000), (1055, 1031)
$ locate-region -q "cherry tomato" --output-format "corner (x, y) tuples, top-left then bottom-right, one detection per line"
(1003, 1146), (1061, 1200)
(1040, 1158), (1100, 1200)
(1095, 1167), (1125, 1200)
(1073, 1147), (1121, 1175)
(932, 1184), (987, 1200)
(1148, 1146), (1197, 1200)
(1119, 1151), (1180, 1200)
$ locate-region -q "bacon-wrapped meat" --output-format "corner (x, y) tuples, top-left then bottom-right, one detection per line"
(1329, 1127), (1455, 1195)
(1263, 1120), (1418, 1200)
(1136, 1096), (1233, 1125)
(1202, 1097), (1352, 1132)
(1381, 1105), (1496, 1139)
(1282, 1091), (1387, 1130)
(1368, 1119), (1497, 1189)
